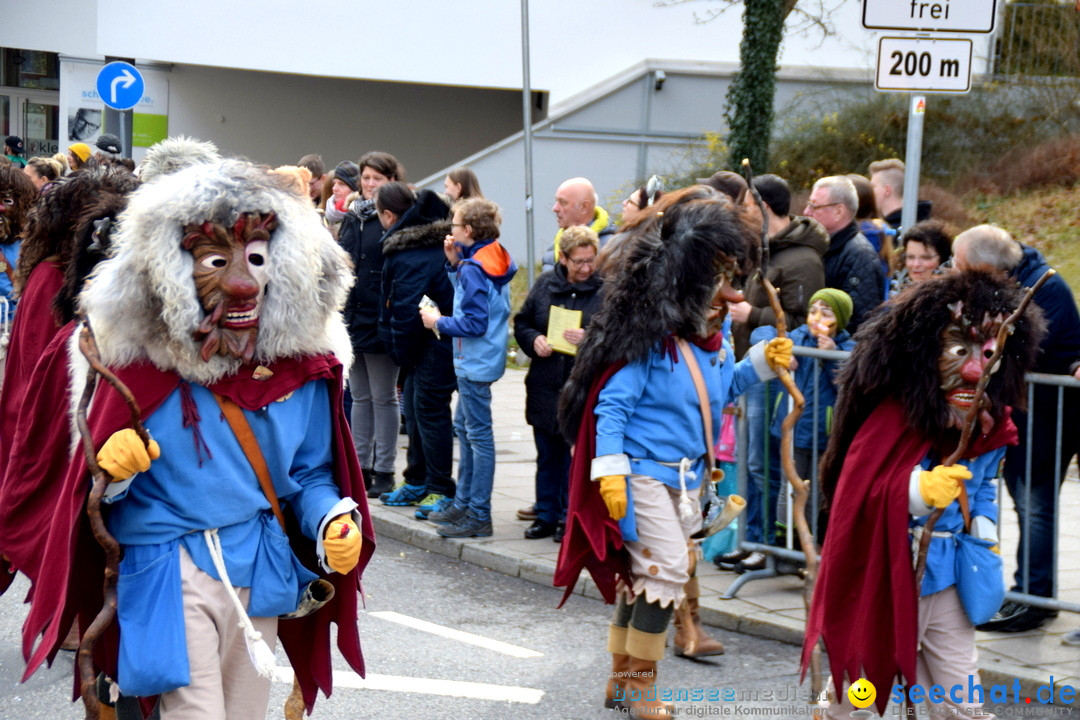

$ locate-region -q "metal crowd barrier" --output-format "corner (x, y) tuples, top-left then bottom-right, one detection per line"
(721, 345), (1080, 617)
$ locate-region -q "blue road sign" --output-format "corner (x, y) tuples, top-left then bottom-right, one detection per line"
(96, 62), (145, 111)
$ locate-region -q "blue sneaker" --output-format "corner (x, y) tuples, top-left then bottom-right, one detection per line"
(379, 483), (427, 506)
(414, 495), (453, 520)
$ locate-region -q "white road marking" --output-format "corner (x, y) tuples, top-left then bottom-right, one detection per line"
(368, 610), (544, 658)
(272, 666), (544, 704)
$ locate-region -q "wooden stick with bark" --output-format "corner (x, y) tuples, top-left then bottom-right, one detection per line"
(741, 159), (823, 700)
(75, 318), (151, 720)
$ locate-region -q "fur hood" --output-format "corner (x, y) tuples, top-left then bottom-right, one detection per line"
(137, 136), (221, 185)
(382, 219), (450, 255)
(78, 159), (354, 386)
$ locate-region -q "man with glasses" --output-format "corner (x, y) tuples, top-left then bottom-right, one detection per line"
(805, 176), (884, 333)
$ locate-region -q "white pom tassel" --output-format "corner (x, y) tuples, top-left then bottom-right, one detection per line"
(204, 529), (277, 679)
(677, 458), (698, 523)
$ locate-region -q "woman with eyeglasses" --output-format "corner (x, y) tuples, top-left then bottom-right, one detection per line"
(889, 220), (953, 298)
(513, 226), (604, 541)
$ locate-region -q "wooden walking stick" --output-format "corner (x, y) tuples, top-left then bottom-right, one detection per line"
(913, 268), (1054, 592)
(740, 159), (823, 699)
(75, 318), (153, 720)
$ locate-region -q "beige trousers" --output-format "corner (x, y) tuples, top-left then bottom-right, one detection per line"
(622, 474), (703, 608)
(827, 587), (994, 720)
(158, 549), (279, 720)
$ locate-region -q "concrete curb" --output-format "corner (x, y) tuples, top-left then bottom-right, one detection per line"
(369, 505), (1060, 697)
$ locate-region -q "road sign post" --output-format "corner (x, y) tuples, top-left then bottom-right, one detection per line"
(96, 61), (145, 112)
(875, 37), (973, 93)
(863, 0), (997, 33)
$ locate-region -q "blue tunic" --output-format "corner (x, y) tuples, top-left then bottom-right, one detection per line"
(594, 337), (769, 540)
(911, 448), (1002, 597)
(105, 379), (345, 695)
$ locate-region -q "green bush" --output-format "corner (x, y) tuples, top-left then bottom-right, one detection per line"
(679, 82), (1080, 193)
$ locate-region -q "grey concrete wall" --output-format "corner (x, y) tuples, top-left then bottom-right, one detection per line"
(165, 64), (535, 179)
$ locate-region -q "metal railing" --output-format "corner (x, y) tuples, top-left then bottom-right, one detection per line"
(722, 344), (1080, 616)
(993, 1), (1080, 78)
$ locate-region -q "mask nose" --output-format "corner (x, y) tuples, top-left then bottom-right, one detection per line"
(220, 250), (260, 300)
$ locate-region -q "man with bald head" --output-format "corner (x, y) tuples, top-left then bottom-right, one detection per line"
(541, 177), (615, 272)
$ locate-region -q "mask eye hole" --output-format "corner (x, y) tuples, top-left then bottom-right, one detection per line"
(201, 254), (227, 269)
(946, 344), (968, 358)
(247, 240), (268, 267)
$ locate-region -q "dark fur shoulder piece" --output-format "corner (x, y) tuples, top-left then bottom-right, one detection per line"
(0, 165), (36, 245)
(15, 167), (137, 292)
(53, 192), (130, 324)
(382, 219), (451, 255)
(820, 268), (1046, 504)
(558, 197), (757, 442)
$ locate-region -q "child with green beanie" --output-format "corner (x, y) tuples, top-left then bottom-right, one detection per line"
(757, 289), (855, 542)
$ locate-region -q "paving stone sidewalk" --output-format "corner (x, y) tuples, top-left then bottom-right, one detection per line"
(369, 368), (1080, 697)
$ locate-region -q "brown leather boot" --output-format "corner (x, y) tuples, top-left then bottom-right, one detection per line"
(605, 625), (630, 710)
(624, 628), (675, 719)
(672, 577), (724, 658)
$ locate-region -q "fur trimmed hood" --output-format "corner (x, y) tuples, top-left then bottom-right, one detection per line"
(80, 159), (354, 385)
(382, 219), (450, 255)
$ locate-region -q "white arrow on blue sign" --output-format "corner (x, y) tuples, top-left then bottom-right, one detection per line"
(96, 61), (145, 111)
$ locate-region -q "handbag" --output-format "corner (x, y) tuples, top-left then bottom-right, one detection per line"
(952, 483), (1005, 625)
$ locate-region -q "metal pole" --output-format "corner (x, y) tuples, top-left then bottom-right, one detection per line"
(520, 0), (536, 288)
(900, 94), (925, 233)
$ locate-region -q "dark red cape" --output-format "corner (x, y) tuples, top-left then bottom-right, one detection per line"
(801, 398), (1016, 715)
(553, 363), (630, 606)
(0, 323), (374, 714)
(0, 260), (65, 482)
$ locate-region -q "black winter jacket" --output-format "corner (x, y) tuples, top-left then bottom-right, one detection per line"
(378, 191), (453, 370)
(514, 265), (603, 434)
(1011, 243), (1080, 375)
(339, 199), (388, 354)
(822, 222), (884, 334)
(732, 215), (828, 358)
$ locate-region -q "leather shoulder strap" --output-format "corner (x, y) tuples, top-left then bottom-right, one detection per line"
(675, 338), (714, 474)
(213, 393), (286, 531)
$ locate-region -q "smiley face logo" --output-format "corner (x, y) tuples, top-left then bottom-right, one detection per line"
(847, 678), (876, 709)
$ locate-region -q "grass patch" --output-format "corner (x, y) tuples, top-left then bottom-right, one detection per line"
(964, 185), (1080, 297)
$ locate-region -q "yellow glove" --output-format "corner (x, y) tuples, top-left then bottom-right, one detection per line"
(597, 475), (627, 521)
(323, 514), (362, 574)
(918, 464), (972, 509)
(96, 429), (161, 481)
(764, 337), (793, 372)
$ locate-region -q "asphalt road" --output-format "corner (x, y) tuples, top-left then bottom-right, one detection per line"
(0, 536), (1064, 719)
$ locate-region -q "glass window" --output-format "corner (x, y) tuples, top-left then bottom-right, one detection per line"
(23, 101), (59, 157)
(1, 49), (60, 90)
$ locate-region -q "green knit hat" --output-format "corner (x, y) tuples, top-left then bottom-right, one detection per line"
(809, 288), (853, 332)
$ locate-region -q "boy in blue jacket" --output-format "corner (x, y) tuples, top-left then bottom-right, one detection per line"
(421, 198), (517, 538)
(755, 288), (855, 550)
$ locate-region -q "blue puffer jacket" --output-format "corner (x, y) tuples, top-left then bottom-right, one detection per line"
(437, 238), (518, 382)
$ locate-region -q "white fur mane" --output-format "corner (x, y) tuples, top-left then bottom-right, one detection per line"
(79, 159), (354, 385)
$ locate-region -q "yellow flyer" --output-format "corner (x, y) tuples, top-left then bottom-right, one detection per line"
(546, 305), (583, 356)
